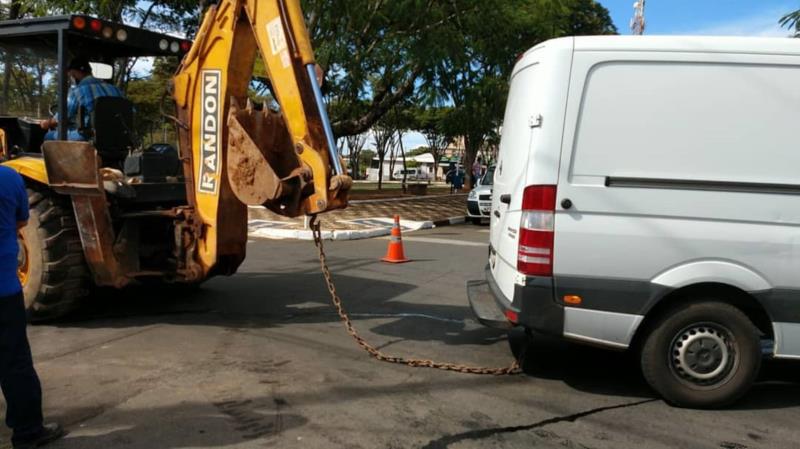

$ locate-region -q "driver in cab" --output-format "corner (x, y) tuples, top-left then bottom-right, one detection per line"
(39, 57), (124, 141)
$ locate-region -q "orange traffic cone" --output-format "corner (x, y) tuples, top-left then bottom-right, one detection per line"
(382, 215), (410, 263)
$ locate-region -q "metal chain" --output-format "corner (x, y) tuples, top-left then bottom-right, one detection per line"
(310, 218), (521, 376)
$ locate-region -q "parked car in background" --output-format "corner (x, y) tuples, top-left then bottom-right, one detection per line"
(467, 166), (495, 224)
(393, 168), (430, 181)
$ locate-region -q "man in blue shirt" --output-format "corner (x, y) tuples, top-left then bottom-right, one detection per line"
(40, 57), (124, 141)
(0, 166), (63, 448)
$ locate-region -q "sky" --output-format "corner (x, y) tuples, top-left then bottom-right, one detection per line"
(393, 1), (797, 153)
(604, 0), (795, 37)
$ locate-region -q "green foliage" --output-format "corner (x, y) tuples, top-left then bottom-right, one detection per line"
(407, 146), (431, 157)
(303, 0), (614, 137)
(0, 51), (57, 117)
(780, 9), (800, 37)
(420, 0), (615, 186)
(0, 0), (616, 164)
(125, 57), (179, 146)
(6, 0), (200, 33)
(359, 149), (375, 166)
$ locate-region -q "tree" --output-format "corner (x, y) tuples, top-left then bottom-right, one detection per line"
(358, 149), (375, 180)
(413, 106), (453, 181)
(427, 0), (616, 189)
(407, 146), (430, 157)
(303, 0), (452, 136)
(380, 105), (414, 184)
(345, 132), (367, 179)
(304, 0), (589, 138)
(125, 57), (180, 145)
(372, 124), (395, 190)
(568, 0), (618, 35)
(780, 9), (800, 37)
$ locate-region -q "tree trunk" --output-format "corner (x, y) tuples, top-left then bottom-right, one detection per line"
(463, 134), (479, 190)
(399, 132), (407, 193)
(377, 153), (385, 190)
(388, 146), (397, 180)
(350, 148), (361, 179)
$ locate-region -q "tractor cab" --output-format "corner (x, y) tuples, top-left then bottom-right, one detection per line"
(0, 15), (193, 204)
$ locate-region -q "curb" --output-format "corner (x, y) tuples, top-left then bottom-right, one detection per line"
(349, 194), (467, 205)
(248, 218), (457, 241)
(247, 193), (467, 208)
(432, 216), (466, 227)
(249, 226), (393, 241)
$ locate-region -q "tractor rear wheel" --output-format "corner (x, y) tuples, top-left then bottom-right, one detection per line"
(19, 187), (90, 321)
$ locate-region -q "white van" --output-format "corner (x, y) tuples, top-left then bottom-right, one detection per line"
(467, 36), (800, 408)
(393, 168), (429, 181)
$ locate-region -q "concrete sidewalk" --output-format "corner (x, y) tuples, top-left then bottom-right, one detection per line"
(248, 194), (468, 240)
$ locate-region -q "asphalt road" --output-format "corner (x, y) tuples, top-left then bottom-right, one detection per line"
(3, 225), (799, 448)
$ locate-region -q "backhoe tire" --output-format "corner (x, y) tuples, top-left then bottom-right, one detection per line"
(19, 187), (90, 321)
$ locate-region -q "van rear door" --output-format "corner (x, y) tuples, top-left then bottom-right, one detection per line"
(489, 58), (546, 302)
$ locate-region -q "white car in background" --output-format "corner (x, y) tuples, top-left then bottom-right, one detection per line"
(393, 168), (430, 181)
(467, 166), (495, 224)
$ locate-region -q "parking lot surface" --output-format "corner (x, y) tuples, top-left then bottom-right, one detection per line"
(3, 225), (798, 448)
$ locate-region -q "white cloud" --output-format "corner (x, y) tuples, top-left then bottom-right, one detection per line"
(402, 132), (427, 150)
(678, 7), (794, 37)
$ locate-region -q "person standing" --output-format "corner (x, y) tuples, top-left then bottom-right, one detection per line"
(472, 158), (483, 187)
(0, 166), (63, 449)
(445, 163), (456, 194)
(452, 167), (465, 193)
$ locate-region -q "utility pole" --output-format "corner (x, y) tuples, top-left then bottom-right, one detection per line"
(631, 0), (646, 35)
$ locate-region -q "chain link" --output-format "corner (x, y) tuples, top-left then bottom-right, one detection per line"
(310, 217), (521, 376)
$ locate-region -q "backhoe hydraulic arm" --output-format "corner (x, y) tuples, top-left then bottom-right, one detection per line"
(171, 0), (351, 275)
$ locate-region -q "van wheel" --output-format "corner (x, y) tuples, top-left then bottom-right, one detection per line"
(21, 188), (90, 321)
(640, 301), (761, 408)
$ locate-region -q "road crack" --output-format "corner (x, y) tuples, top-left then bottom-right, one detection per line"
(421, 398), (657, 449)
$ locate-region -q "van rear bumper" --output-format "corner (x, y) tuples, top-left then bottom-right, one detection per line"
(466, 266), (564, 336)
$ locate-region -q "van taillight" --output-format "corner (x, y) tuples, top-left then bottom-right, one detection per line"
(518, 185), (556, 277)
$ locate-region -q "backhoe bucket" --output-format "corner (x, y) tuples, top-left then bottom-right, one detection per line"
(226, 98), (312, 217)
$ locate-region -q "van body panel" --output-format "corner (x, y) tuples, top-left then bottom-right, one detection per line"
(553, 45), (800, 344)
(563, 307), (643, 348)
(774, 323), (800, 359)
(651, 260), (771, 291)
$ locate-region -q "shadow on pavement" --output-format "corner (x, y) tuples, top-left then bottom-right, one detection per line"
(41, 255), (800, 411)
(48, 397), (307, 449)
(734, 359), (800, 410)
(510, 329), (653, 400)
(51, 263), (508, 345)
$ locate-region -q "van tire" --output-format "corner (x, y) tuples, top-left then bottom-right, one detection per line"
(640, 301), (761, 408)
(21, 187), (90, 321)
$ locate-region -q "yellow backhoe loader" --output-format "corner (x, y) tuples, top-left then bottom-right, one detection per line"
(0, 0), (351, 320)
